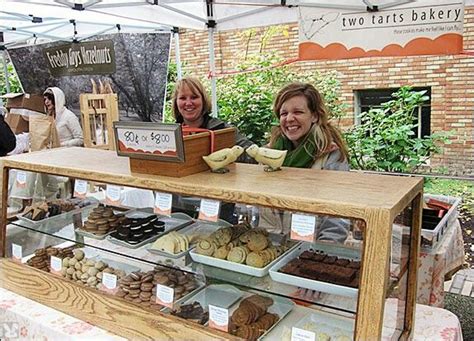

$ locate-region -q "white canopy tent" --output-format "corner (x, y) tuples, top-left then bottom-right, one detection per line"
(1, 0), (451, 114)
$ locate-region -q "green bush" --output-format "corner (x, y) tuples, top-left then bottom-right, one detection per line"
(345, 86), (450, 172)
(217, 54), (346, 145)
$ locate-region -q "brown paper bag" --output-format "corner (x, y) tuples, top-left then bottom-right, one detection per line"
(29, 115), (60, 151)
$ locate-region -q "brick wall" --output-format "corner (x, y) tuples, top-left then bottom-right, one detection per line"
(171, 8), (474, 176)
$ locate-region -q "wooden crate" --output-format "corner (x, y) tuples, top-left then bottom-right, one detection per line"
(80, 94), (119, 150)
(130, 127), (236, 177)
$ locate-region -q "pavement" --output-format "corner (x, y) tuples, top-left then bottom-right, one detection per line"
(444, 268), (474, 297)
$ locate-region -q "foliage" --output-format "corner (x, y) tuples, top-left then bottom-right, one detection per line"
(217, 54), (346, 145)
(424, 178), (474, 216)
(0, 62), (23, 95)
(345, 86), (451, 173)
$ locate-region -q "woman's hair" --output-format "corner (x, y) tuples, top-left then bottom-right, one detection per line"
(172, 77), (211, 124)
(270, 82), (349, 161)
(43, 90), (55, 106)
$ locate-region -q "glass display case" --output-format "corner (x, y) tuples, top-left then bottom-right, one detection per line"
(0, 147), (423, 340)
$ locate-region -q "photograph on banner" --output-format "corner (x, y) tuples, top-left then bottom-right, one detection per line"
(298, 0), (464, 60)
(8, 33), (171, 122)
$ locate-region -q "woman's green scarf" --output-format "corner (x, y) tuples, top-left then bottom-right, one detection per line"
(273, 130), (317, 168)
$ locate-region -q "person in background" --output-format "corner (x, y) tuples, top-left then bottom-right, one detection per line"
(172, 76), (253, 150)
(172, 77), (254, 223)
(0, 110), (16, 156)
(43, 87), (83, 147)
(259, 82), (350, 243)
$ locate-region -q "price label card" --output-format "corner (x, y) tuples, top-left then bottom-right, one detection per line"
(74, 179), (88, 198)
(11, 244), (22, 262)
(105, 185), (121, 206)
(101, 273), (118, 294)
(198, 199), (220, 222)
(154, 192), (172, 216)
(15, 171), (27, 189)
(208, 305), (229, 332)
(50, 256), (62, 275)
(155, 284), (174, 308)
(291, 327), (315, 341)
(115, 123), (182, 159)
(290, 213), (316, 242)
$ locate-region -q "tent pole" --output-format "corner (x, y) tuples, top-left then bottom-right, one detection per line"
(173, 27), (182, 80)
(208, 27), (217, 118)
(2, 50), (10, 94)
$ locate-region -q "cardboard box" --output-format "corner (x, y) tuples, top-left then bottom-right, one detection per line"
(2, 93), (45, 114)
(4, 112), (29, 134)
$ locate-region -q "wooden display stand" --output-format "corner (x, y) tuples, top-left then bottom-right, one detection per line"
(0, 148), (423, 340)
(129, 127), (236, 177)
(80, 93), (119, 150)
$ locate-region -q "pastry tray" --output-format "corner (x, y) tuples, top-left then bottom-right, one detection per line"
(189, 234), (300, 277)
(162, 284), (243, 315)
(269, 241), (360, 298)
(74, 208), (135, 240)
(147, 219), (232, 259)
(18, 200), (99, 227)
(106, 213), (194, 249)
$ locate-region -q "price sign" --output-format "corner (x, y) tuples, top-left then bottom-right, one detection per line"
(50, 256), (62, 275)
(114, 122), (184, 162)
(105, 185), (121, 206)
(291, 213), (316, 242)
(155, 284), (174, 309)
(74, 179), (88, 198)
(208, 305), (229, 332)
(11, 244), (22, 263)
(291, 327), (315, 341)
(198, 199), (220, 222)
(15, 171), (27, 189)
(101, 273), (118, 294)
(154, 192), (172, 216)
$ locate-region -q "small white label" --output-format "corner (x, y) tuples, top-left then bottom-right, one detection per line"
(291, 213), (316, 242)
(208, 305), (229, 332)
(102, 272), (117, 290)
(154, 192), (172, 216)
(198, 199), (221, 222)
(12, 244), (22, 261)
(105, 185), (121, 205)
(156, 284), (174, 308)
(74, 180), (88, 198)
(291, 327), (316, 341)
(50, 256), (62, 272)
(16, 171), (27, 188)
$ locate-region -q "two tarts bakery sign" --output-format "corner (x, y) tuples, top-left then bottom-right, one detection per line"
(43, 39), (116, 76)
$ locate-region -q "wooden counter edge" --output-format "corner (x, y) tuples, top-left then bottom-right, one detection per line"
(0, 259), (241, 341)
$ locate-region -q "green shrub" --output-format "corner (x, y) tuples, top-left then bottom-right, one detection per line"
(345, 86), (451, 172)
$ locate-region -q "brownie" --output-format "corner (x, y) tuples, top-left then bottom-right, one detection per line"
(323, 255), (337, 264)
(335, 258), (350, 267)
(348, 261), (361, 269)
(299, 250), (314, 260)
(299, 262), (357, 285)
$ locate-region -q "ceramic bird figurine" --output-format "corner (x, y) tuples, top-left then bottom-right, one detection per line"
(202, 145), (244, 173)
(246, 144), (288, 172)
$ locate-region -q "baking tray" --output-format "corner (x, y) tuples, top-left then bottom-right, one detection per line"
(147, 219), (232, 259)
(269, 241), (361, 298)
(18, 200), (98, 227)
(189, 234), (300, 277)
(163, 284), (242, 317)
(75, 208), (135, 240)
(106, 213), (194, 249)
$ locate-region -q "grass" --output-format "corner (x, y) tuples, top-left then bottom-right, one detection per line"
(424, 178), (474, 217)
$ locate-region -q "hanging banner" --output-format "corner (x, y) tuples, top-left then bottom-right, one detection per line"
(43, 40), (116, 76)
(298, 0), (464, 60)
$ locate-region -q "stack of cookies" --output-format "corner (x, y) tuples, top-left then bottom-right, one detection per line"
(230, 294), (279, 340)
(150, 231), (197, 254)
(26, 245), (76, 272)
(196, 226), (288, 268)
(81, 204), (124, 236)
(110, 214), (165, 245)
(116, 266), (200, 309)
(171, 301), (209, 325)
(60, 249), (126, 289)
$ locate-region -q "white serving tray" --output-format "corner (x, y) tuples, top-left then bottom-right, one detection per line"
(189, 234), (300, 277)
(147, 219), (232, 259)
(269, 241), (360, 298)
